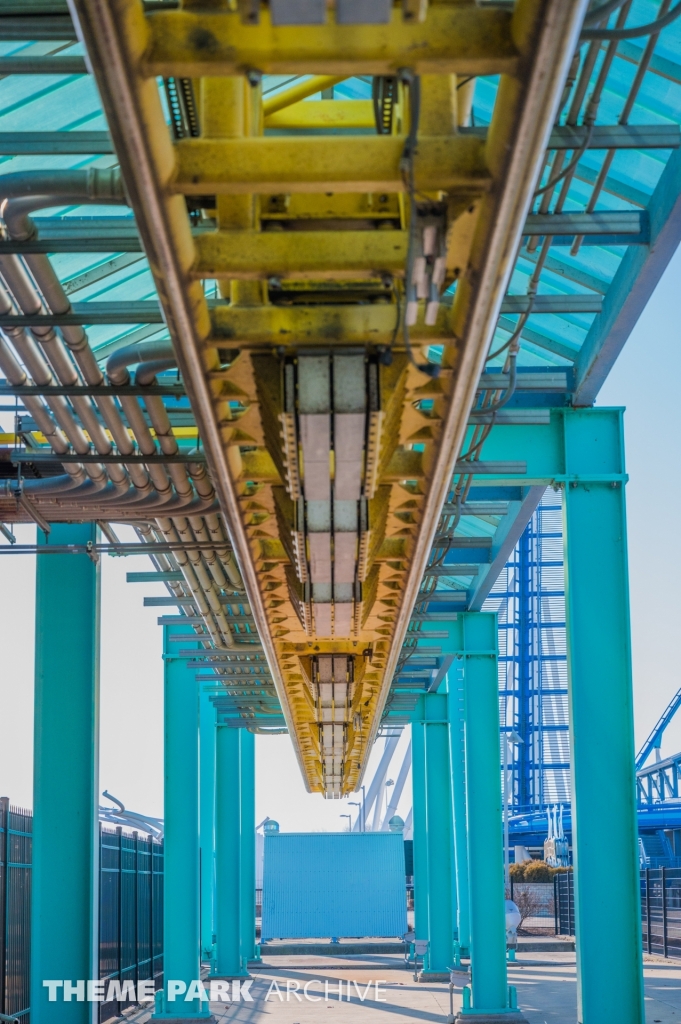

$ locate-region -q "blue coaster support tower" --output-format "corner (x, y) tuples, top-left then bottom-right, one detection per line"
(486, 492), (570, 816)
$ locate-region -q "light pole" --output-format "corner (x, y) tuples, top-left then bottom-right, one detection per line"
(340, 814), (351, 832)
(504, 730), (524, 886)
(348, 801), (361, 831)
(361, 785), (366, 832)
(385, 778), (394, 825)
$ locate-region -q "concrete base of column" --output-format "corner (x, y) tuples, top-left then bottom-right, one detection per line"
(204, 973), (251, 980)
(455, 1014), (528, 1024)
(151, 1018), (214, 1023)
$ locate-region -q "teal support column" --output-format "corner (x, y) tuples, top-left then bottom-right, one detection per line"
(447, 663), (470, 957)
(462, 612), (511, 1016)
(420, 693), (455, 976)
(215, 726), (247, 977)
(153, 627), (209, 1020)
(411, 720), (429, 942)
(199, 688), (216, 964)
(562, 409), (643, 1024)
(239, 730), (256, 964)
(31, 524), (100, 1024)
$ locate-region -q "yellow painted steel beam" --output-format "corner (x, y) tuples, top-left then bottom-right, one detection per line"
(264, 98), (374, 129)
(194, 229), (408, 279)
(142, 6), (519, 78)
(262, 76), (349, 116)
(174, 134), (489, 195)
(206, 301), (454, 346)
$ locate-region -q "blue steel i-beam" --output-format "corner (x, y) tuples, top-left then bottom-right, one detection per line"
(562, 410), (644, 1024)
(447, 664), (470, 956)
(410, 720), (429, 943)
(199, 688), (216, 964)
(215, 726), (247, 977)
(153, 627), (210, 1020)
(416, 693), (455, 976)
(31, 524), (100, 1024)
(239, 729), (256, 964)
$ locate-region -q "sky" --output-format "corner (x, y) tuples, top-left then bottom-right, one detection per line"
(1, 243), (681, 826)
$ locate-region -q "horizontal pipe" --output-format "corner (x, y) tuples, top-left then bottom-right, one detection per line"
(11, 451), (205, 464)
(0, 383), (185, 397)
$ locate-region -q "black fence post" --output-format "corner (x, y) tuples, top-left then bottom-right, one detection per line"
(0, 796), (9, 1016)
(663, 866), (668, 958)
(646, 867), (652, 954)
(554, 874), (558, 935)
(133, 832), (139, 990)
(149, 840), (154, 988)
(98, 823), (102, 1024)
(117, 826), (123, 1016)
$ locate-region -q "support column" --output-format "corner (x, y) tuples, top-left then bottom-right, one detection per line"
(410, 721), (428, 943)
(562, 409), (643, 1024)
(215, 727), (247, 977)
(239, 730), (256, 964)
(199, 689), (216, 964)
(461, 612), (511, 1017)
(153, 627), (209, 1020)
(447, 663), (470, 957)
(31, 524), (100, 1024)
(420, 693), (455, 978)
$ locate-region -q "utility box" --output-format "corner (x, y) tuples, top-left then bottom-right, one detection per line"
(261, 831), (407, 939)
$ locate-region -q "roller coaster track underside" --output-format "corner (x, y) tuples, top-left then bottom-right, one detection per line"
(68, 0), (587, 794)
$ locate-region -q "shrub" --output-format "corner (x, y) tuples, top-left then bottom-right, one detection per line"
(509, 862), (526, 881)
(523, 860), (552, 882)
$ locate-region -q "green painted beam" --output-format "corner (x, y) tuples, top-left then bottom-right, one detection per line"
(153, 627), (210, 1020)
(447, 660), (470, 956)
(411, 721), (429, 945)
(31, 523), (100, 1024)
(199, 688), (217, 964)
(460, 613), (509, 1013)
(215, 727), (248, 978)
(240, 730), (257, 964)
(418, 692), (456, 975)
(562, 410), (644, 1024)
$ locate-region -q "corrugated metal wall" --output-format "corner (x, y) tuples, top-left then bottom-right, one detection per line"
(262, 832), (407, 939)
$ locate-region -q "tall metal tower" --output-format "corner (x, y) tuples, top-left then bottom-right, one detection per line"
(484, 490), (570, 814)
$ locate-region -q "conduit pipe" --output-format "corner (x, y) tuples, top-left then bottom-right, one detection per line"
(108, 339), (246, 593)
(0, 283), (108, 489)
(0, 171), (248, 649)
(0, 169), (157, 498)
(0, 263), (126, 492)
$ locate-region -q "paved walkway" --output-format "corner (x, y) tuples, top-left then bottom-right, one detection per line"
(127, 952), (681, 1024)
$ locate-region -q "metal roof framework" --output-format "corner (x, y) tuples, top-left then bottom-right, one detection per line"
(0, 0), (679, 783)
